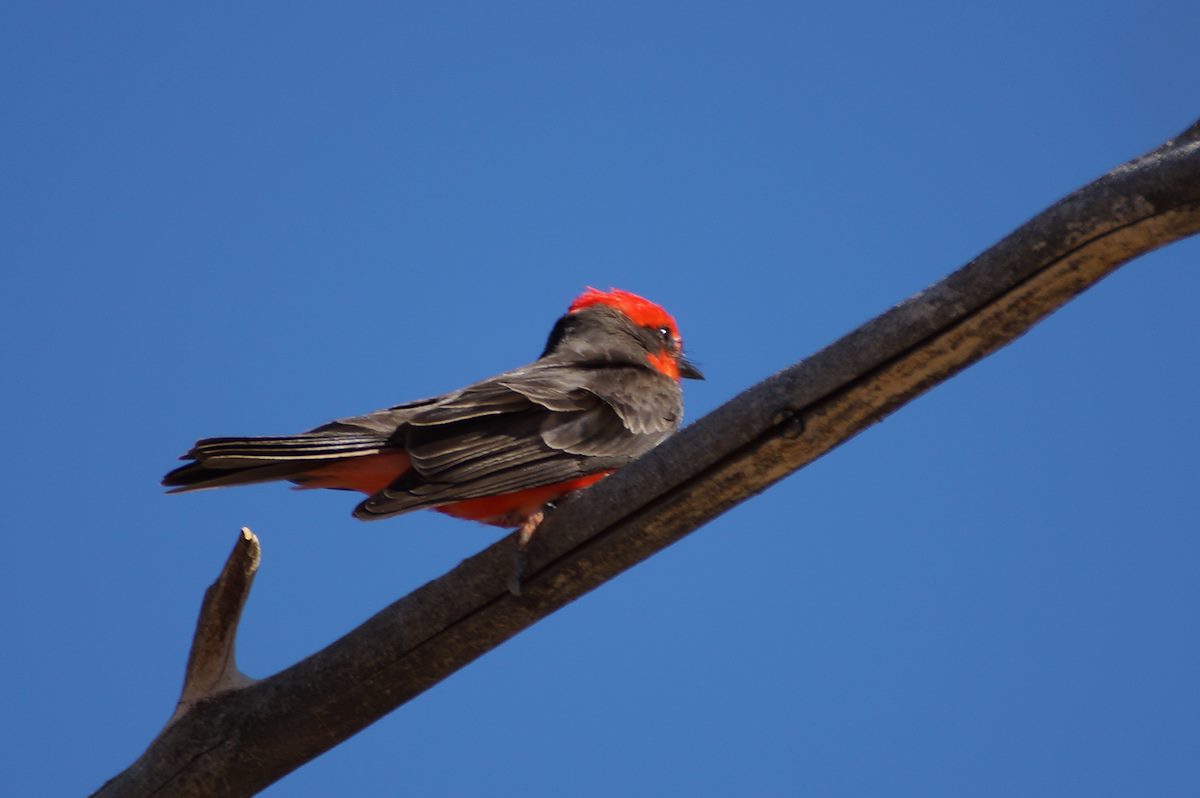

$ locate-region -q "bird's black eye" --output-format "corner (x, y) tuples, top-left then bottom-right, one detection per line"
(656, 326), (678, 350)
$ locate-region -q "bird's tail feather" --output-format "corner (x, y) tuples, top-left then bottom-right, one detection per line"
(162, 431), (391, 494)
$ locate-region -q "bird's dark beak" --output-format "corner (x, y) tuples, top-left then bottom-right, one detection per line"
(679, 355), (704, 380)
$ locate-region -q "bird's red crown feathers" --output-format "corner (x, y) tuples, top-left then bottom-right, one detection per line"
(568, 287), (680, 337)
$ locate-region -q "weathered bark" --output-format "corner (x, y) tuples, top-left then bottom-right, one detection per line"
(171, 528), (259, 723)
(94, 119), (1200, 797)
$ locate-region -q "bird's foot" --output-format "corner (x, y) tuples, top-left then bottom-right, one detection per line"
(507, 509), (545, 596)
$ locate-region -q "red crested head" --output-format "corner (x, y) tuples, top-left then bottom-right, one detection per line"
(568, 287), (682, 339)
(563, 287), (703, 381)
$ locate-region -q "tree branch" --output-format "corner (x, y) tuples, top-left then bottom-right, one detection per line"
(94, 119), (1200, 797)
(171, 528), (260, 723)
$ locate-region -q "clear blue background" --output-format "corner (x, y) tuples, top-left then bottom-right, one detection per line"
(3, 3), (1197, 796)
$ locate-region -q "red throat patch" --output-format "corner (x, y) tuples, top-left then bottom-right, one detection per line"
(645, 350), (680, 380)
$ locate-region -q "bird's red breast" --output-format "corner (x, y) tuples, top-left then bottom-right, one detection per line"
(295, 451), (611, 526)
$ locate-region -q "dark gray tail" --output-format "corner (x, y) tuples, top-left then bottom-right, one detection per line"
(162, 431), (388, 493)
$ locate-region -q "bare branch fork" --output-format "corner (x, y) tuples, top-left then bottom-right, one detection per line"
(94, 120), (1200, 797)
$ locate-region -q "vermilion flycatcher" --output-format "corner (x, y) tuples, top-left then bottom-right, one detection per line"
(164, 287), (702, 550)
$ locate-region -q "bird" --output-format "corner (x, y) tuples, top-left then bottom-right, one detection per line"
(163, 287), (703, 566)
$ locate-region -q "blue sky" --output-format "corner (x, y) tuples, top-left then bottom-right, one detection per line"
(3, 3), (1198, 796)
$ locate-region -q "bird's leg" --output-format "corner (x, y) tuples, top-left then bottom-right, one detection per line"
(507, 508), (546, 596)
(517, 509), (544, 548)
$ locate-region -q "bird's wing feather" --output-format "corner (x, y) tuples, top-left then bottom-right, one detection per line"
(355, 364), (681, 517)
